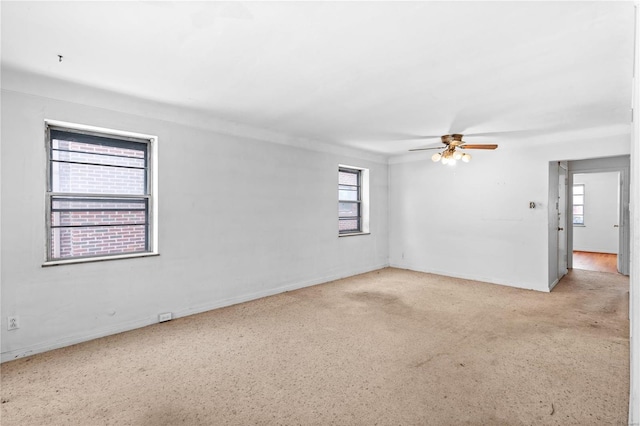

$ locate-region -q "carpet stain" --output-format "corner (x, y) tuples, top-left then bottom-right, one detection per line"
(412, 353), (448, 368)
(347, 290), (399, 304)
(346, 290), (414, 317)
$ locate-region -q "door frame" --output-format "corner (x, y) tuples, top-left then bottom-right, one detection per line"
(548, 161), (569, 290)
(566, 156), (630, 275)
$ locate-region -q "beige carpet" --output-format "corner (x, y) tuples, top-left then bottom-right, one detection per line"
(0, 268), (629, 425)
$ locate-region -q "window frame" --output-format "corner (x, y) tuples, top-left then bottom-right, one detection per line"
(338, 167), (362, 234)
(572, 183), (585, 226)
(43, 120), (159, 266)
(338, 164), (370, 236)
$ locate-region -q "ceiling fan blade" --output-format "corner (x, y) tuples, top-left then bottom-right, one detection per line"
(393, 135), (443, 141)
(448, 111), (472, 136)
(409, 147), (445, 151)
(463, 129), (543, 138)
(460, 144), (498, 150)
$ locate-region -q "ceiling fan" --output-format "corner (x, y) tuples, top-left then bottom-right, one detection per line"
(409, 134), (498, 165)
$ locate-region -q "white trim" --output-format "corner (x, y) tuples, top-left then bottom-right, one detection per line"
(361, 168), (370, 233)
(629, 4), (639, 425)
(549, 277), (560, 291)
(44, 119), (157, 142)
(150, 130), (159, 254)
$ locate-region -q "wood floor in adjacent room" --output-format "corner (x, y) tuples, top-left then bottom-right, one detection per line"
(573, 250), (618, 274)
(0, 268), (629, 425)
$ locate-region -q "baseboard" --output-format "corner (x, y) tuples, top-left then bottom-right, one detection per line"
(170, 262), (390, 321)
(389, 262), (549, 292)
(549, 278), (560, 291)
(1, 316), (159, 363)
(1, 262), (389, 363)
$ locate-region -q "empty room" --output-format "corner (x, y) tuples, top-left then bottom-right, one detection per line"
(1, 1), (639, 425)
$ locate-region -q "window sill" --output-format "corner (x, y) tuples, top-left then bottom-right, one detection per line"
(42, 252), (159, 267)
(573, 225), (586, 227)
(339, 232), (371, 237)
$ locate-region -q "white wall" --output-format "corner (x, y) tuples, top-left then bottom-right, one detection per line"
(0, 72), (389, 361)
(573, 172), (619, 254)
(389, 135), (630, 292)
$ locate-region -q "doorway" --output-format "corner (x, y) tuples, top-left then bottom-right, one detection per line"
(571, 171), (620, 274)
(548, 155), (630, 290)
(566, 156), (630, 277)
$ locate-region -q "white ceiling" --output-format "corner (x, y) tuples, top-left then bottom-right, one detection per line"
(1, 1), (635, 155)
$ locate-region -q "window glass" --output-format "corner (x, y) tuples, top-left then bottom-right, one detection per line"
(572, 184), (585, 226)
(339, 219), (359, 232)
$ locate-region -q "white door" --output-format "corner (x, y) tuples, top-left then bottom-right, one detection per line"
(557, 162), (568, 278)
(617, 182), (623, 273)
(617, 171), (629, 274)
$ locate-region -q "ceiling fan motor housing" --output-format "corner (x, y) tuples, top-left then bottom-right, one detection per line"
(441, 134), (464, 145)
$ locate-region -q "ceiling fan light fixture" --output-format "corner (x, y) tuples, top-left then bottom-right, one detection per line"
(410, 134), (496, 165)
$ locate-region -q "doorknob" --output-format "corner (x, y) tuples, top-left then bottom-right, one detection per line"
(558, 227), (564, 231)
(614, 225), (619, 228)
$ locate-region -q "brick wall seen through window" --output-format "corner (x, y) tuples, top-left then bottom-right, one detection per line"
(47, 127), (153, 261)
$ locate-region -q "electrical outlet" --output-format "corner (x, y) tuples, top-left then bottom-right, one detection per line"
(158, 312), (172, 323)
(7, 316), (19, 331)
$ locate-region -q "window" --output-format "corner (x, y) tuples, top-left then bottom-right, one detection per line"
(339, 167), (361, 233)
(338, 165), (369, 235)
(45, 122), (157, 262)
(573, 184), (585, 226)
